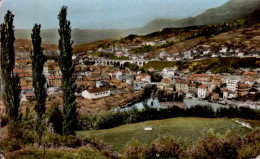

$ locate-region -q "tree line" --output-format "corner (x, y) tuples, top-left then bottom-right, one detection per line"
(0, 6), (77, 139)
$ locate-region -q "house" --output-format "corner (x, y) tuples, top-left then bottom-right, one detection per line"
(143, 41), (156, 46)
(188, 83), (197, 94)
(175, 56), (182, 61)
(115, 51), (123, 57)
(237, 52), (244, 57)
(212, 75), (222, 87)
(136, 74), (151, 83)
(110, 78), (127, 89)
(245, 78), (255, 86)
(220, 46), (228, 53)
(47, 75), (62, 87)
(162, 67), (176, 78)
(157, 78), (173, 91)
(235, 83), (251, 97)
(222, 89), (229, 100)
(175, 80), (189, 94)
(120, 75), (135, 85)
(21, 86), (34, 93)
(198, 84), (208, 99)
(159, 51), (168, 58)
(47, 87), (61, 93)
(188, 74), (211, 83)
(183, 51), (192, 59)
(209, 92), (219, 102)
(243, 71), (258, 80)
(82, 87), (110, 99)
(226, 76), (241, 92)
(148, 67), (155, 72)
(167, 57), (175, 61)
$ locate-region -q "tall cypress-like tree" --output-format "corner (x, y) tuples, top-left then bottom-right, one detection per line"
(58, 6), (77, 135)
(31, 24), (47, 136)
(0, 11), (21, 132)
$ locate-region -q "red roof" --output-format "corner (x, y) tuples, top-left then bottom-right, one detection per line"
(223, 89), (229, 92)
(161, 78), (170, 83)
(212, 75), (222, 80)
(198, 84), (207, 89)
(243, 71), (257, 76)
(21, 86), (34, 90)
(47, 75), (62, 79)
(175, 80), (189, 84)
(87, 87), (109, 93)
(192, 73), (208, 77)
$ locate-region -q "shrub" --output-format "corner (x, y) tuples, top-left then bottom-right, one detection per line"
(1, 114), (9, 127)
(46, 103), (63, 135)
(1, 137), (22, 152)
(153, 137), (182, 158)
(238, 130), (260, 158)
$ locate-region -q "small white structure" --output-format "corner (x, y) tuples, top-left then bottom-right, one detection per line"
(82, 87), (110, 99)
(237, 52), (244, 57)
(144, 127), (153, 131)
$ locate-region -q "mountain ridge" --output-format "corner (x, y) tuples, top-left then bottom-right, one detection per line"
(14, 0), (260, 44)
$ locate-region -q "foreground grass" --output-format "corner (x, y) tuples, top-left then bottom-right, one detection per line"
(77, 117), (257, 152)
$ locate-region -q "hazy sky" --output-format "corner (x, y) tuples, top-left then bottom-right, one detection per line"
(0, 0), (229, 30)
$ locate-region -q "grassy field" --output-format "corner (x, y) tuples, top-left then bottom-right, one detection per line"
(77, 117), (258, 152)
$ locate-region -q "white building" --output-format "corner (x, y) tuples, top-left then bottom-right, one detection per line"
(223, 89), (229, 100)
(220, 46), (228, 53)
(159, 51), (168, 58)
(226, 76), (241, 92)
(237, 52), (244, 57)
(198, 84), (208, 99)
(82, 87), (110, 99)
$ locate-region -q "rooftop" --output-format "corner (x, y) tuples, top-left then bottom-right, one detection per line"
(87, 87), (109, 93)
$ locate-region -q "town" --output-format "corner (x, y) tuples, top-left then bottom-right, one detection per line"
(1, 0), (260, 158)
(9, 37), (260, 113)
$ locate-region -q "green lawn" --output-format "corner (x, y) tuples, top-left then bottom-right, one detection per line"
(77, 117), (258, 152)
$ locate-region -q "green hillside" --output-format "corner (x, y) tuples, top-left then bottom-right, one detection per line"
(77, 117), (257, 151)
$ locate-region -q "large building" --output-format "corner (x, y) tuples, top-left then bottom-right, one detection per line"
(175, 80), (189, 94)
(82, 87), (110, 99)
(226, 76), (241, 92)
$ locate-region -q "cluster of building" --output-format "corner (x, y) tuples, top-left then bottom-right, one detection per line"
(158, 45), (259, 61)
(157, 67), (260, 102)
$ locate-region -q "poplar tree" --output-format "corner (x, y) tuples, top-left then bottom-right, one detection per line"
(31, 24), (47, 136)
(0, 11), (21, 132)
(58, 6), (77, 135)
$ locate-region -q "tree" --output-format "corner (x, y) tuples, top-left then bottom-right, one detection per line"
(0, 11), (21, 132)
(58, 6), (77, 135)
(31, 24), (47, 137)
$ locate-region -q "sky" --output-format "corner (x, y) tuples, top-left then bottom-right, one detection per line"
(0, 0), (229, 30)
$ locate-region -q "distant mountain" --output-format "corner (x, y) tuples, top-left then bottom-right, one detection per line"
(136, 0), (260, 34)
(14, 0), (260, 44)
(15, 28), (136, 44)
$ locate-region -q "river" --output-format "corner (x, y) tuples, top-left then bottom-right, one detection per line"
(114, 98), (260, 112)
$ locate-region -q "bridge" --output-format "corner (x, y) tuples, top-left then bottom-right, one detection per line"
(88, 59), (150, 67)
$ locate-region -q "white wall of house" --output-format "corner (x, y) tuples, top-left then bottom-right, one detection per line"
(198, 88), (208, 99)
(82, 90), (110, 99)
(227, 79), (239, 92)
